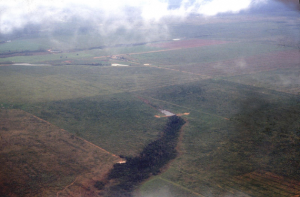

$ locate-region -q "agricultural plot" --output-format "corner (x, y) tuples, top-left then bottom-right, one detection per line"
(0, 65), (201, 103)
(227, 67), (300, 94)
(22, 93), (167, 156)
(168, 19), (288, 41)
(137, 80), (300, 196)
(166, 49), (300, 77)
(1, 11), (300, 197)
(130, 41), (290, 68)
(150, 39), (229, 49)
(137, 177), (202, 197)
(224, 170), (300, 197)
(0, 51), (93, 64)
(137, 79), (294, 118)
(0, 37), (51, 54)
(0, 109), (121, 197)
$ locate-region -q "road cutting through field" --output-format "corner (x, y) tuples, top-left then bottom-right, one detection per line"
(93, 48), (185, 59)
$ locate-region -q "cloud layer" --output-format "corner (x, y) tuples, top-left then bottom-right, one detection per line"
(0, 0), (272, 34)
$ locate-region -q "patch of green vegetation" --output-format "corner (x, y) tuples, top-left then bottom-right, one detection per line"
(22, 93), (166, 156)
(130, 42), (289, 67)
(136, 81), (300, 196)
(0, 51), (93, 63)
(226, 67), (300, 95)
(138, 177), (200, 197)
(0, 65), (201, 103)
(0, 38), (50, 53)
(138, 79), (293, 118)
(104, 116), (185, 196)
(231, 96), (300, 180)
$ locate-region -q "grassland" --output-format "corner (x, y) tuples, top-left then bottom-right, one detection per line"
(226, 67), (300, 95)
(22, 93), (168, 156)
(0, 65), (201, 103)
(1, 12), (300, 197)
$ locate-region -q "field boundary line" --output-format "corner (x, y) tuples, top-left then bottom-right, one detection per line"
(21, 110), (122, 160)
(158, 177), (206, 197)
(143, 64), (211, 78)
(222, 76), (300, 96)
(56, 177), (78, 197)
(144, 96), (230, 121)
(127, 78), (201, 93)
(74, 135), (121, 158)
(94, 41), (231, 59)
(93, 48), (181, 59)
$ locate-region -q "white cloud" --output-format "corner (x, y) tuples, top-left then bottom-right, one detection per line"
(0, 0), (269, 34)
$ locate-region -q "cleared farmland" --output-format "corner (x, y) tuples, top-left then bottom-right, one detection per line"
(0, 109), (121, 196)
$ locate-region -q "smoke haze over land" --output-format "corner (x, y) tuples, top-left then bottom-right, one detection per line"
(1, 0), (299, 34)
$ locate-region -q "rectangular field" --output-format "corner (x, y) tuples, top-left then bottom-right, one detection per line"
(226, 67), (300, 94)
(0, 65), (202, 103)
(0, 109), (121, 197)
(137, 177), (202, 197)
(150, 39), (229, 49)
(168, 50), (300, 77)
(130, 42), (290, 67)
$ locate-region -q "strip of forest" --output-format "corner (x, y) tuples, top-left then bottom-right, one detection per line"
(97, 115), (186, 197)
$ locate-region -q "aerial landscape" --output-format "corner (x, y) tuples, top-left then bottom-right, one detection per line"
(0, 0), (300, 196)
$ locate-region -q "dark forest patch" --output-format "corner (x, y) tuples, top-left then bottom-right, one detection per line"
(98, 115), (186, 197)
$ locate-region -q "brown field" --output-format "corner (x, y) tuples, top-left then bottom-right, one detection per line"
(151, 39), (229, 49)
(170, 50), (300, 77)
(223, 170), (300, 197)
(0, 109), (122, 197)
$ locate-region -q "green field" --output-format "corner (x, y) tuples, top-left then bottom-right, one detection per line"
(1, 12), (300, 197)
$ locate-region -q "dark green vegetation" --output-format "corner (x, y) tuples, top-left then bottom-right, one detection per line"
(104, 116), (185, 197)
(22, 94), (167, 156)
(232, 97), (300, 179)
(1, 11), (300, 197)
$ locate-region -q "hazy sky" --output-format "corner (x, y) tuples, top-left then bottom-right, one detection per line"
(0, 0), (298, 34)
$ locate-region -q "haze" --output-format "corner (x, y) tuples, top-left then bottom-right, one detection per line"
(0, 0), (300, 197)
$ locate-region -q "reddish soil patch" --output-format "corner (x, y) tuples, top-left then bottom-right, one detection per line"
(231, 170), (300, 196)
(172, 50), (300, 77)
(0, 109), (121, 197)
(151, 39), (229, 49)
